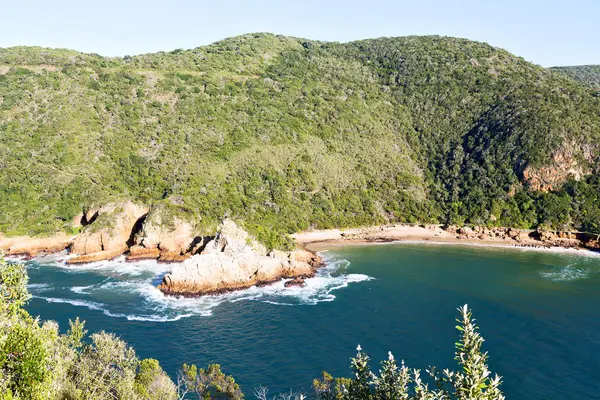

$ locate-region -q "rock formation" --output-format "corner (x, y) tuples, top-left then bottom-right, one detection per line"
(522, 145), (594, 191)
(68, 202), (148, 264)
(0, 233), (74, 257)
(128, 203), (199, 262)
(284, 277), (307, 287)
(443, 225), (585, 248)
(157, 219), (323, 296)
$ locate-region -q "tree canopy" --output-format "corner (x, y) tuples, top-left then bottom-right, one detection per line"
(1, 34), (599, 247)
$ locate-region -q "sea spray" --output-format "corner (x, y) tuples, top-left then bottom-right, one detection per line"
(24, 251), (371, 321)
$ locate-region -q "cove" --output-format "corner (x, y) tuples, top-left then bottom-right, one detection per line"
(23, 243), (600, 399)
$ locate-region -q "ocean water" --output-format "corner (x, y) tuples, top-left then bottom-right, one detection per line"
(21, 243), (600, 399)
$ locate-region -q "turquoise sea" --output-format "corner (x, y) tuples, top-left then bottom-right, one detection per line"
(22, 243), (600, 398)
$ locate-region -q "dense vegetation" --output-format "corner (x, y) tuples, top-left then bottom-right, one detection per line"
(552, 65), (600, 91)
(0, 255), (242, 399)
(1, 255), (503, 399)
(1, 34), (599, 248)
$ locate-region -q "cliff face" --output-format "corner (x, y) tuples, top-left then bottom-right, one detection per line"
(0, 233), (74, 256)
(157, 219), (322, 296)
(129, 204), (200, 261)
(522, 144), (597, 191)
(68, 202), (148, 264)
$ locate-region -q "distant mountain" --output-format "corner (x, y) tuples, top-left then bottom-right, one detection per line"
(551, 65), (600, 90)
(1, 33), (599, 247)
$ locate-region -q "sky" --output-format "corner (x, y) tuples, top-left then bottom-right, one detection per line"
(1, 0), (598, 67)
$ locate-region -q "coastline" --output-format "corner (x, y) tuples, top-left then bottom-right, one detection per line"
(293, 224), (600, 255)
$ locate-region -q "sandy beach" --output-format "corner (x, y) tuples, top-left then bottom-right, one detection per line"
(292, 224), (591, 252)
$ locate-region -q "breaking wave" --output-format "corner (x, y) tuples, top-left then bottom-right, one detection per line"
(31, 296), (193, 322)
(540, 264), (592, 281)
(27, 252), (371, 322)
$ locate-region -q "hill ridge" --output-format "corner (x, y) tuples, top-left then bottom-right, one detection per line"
(1, 33), (599, 248)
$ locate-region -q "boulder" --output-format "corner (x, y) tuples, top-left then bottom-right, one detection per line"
(585, 238), (600, 250)
(506, 228), (520, 240)
(537, 228), (558, 242)
(458, 226), (474, 235)
(157, 219), (321, 296)
(443, 225), (458, 234)
(285, 277), (307, 288)
(70, 202), (148, 258)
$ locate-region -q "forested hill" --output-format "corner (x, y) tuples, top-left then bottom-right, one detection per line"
(1, 33), (599, 248)
(551, 65), (600, 90)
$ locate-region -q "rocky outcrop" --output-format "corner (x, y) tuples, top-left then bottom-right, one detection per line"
(133, 205), (197, 253)
(584, 236), (600, 251)
(523, 146), (594, 191)
(125, 203), (201, 261)
(68, 202), (148, 264)
(157, 219), (322, 296)
(284, 277), (307, 288)
(127, 245), (161, 261)
(0, 233), (74, 257)
(444, 225), (584, 248)
(66, 246), (128, 264)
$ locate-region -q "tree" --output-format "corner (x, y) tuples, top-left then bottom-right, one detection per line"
(313, 305), (504, 400)
(0, 254), (53, 398)
(135, 358), (178, 400)
(177, 363), (243, 399)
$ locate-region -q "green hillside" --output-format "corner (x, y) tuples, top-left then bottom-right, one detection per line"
(1, 33), (599, 247)
(551, 65), (600, 90)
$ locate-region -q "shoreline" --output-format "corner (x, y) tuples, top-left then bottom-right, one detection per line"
(4, 223), (599, 266)
(310, 238), (600, 259)
(293, 224), (600, 255)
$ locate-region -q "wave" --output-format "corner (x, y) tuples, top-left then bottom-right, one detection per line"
(540, 264), (592, 281)
(31, 295), (194, 322)
(28, 252), (370, 322)
(27, 283), (53, 293)
(55, 256), (170, 277)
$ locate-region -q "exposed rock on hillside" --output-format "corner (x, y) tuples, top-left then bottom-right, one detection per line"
(157, 219), (322, 296)
(522, 146), (594, 191)
(0, 233), (74, 257)
(129, 203), (199, 261)
(68, 202), (148, 264)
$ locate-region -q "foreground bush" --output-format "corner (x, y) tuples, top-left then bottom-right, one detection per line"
(314, 305), (503, 400)
(0, 255), (240, 399)
(1, 255), (503, 399)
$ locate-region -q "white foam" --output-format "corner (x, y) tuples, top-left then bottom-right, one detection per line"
(394, 240), (600, 258)
(70, 285), (94, 294)
(540, 264), (592, 281)
(31, 295), (194, 322)
(56, 257), (170, 277)
(27, 283), (52, 292)
(27, 251), (371, 322)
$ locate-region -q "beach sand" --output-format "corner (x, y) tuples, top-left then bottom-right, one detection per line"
(292, 224), (584, 253)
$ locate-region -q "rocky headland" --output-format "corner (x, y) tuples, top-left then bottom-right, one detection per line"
(157, 219), (323, 296)
(0, 201), (323, 296)
(0, 233), (75, 257)
(1, 200), (599, 296)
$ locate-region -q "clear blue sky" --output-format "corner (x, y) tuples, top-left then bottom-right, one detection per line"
(2, 0), (598, 67)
